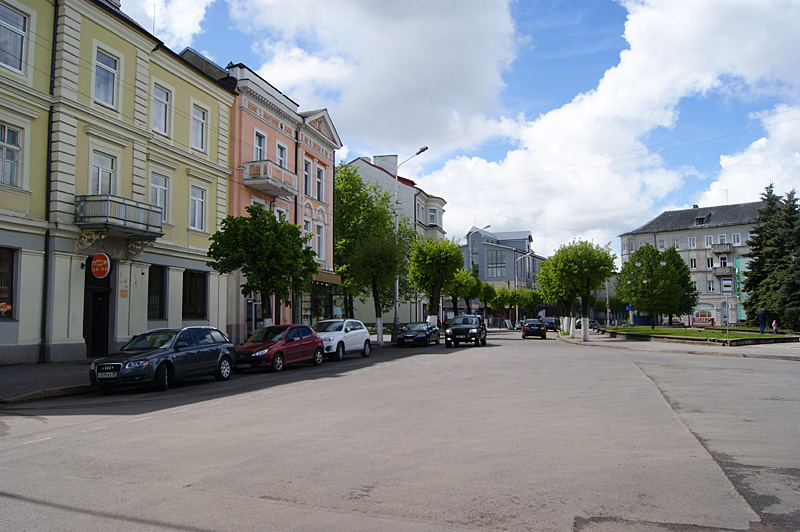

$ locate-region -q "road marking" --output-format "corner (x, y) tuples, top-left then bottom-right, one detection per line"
(81, 426), (106, 433)
(171, 408), (191, 414)
(21, 438), (52, 445)
(129, 417), (152, 423)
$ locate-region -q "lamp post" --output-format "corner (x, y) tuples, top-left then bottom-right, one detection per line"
(392, 146), (428, 343)
(635, 255), (666, 329)
(514, 252), (530, 325)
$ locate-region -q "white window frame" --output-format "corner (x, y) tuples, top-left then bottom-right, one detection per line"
(707, 257), (714, 269)
(91, 151), (115, 195)
(253, 130), (266, 161)
(719, 255), (728, 267)
(718, 234), (726, 245)
(303, 219), (312, 248)
(707, 279), (715, 293)
(315, 223), (324, 260)
(705, 235), (713, 248)
(276, 142), (288, 168)
(274, 205), (287, 220)
(429, 208), (437, 226)
(674, 239), (679, 249)
(658, 239), (665, 250)
(190, 100), (209, 153)
(0, 1), (29, 74)
(150, 172), (169, 222)
(689, 258), (696, 270)
(732, 233), (741, 246)
(303, 159), (312, 195)
(189, 184), (207, 232)
(151, 80), (173, 137)
(688, 237), (696, 250)
(315, 166), (324, 202)
(0, 122), (21, 188)
(92, 41), (122, 110)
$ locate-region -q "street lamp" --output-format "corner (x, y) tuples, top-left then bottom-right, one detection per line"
(392, 146), (429, 343)
(467, 225), (490, 321)
(635, 256), (666, 329)
(514, 252), (531, 325)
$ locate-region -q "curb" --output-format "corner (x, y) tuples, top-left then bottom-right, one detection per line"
(1, 384), (96, 405)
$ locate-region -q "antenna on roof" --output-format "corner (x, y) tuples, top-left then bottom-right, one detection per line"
(726, 189), (729, 205)
(153, 2), (156, 34)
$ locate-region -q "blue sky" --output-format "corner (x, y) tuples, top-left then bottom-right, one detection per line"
(124, 0), (800, 260)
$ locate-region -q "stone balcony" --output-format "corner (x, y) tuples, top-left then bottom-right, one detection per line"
(711, 243), (732, 254)
(712, 266), (734, 277)
(243, 160), (298, 197)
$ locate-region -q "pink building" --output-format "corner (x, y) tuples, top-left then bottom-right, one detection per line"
(227, 64), (342, 343)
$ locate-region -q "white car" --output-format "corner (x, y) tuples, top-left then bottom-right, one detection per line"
(312, 319), (371, 360)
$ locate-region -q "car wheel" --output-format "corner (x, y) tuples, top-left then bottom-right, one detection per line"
(424, 335), (430, 346)
(154, 363), (169, 391)
(521, 333), (526, 339)
(445, 340), (451, 348)
(481, 334), (487, 346)
(361, 340), (371, 358)
(312, 348), (323, 366)
(454, 341), (460, 347)
(398, 340), (404, 348)
(215, 356), (232, 381)
(335, 342), (345, 361)
(272, 353), (285, 372)
(474, 335), (480, 347)
(435, 333), (441, 344)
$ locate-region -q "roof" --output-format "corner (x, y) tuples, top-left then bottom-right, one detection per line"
(621, 201), (763, 236)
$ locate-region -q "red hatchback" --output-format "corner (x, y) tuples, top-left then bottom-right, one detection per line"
(234, 325), (324, 372)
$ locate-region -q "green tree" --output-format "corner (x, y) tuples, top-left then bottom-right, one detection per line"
(408, 237), (464, 322)
(207, 205), (317, 325)
(616, 245), (665, 326)
(659, 246), (699, 322)
(443, 268), (479, 317)
(478, 281), (496, 320)
(490, 286), (515, 322)
(517, 288), (543, 317)
(743, 184), (784, 322)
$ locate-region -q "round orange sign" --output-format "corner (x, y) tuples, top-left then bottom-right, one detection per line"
(91, 253), (111, 279)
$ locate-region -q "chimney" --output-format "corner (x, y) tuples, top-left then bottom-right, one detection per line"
(692, 204), (699, 209)
(373, 155), (398, 177)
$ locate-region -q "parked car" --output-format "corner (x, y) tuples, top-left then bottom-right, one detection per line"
(575, 319), (601, 330)
(541, 317), (560, 332)
(312, 319), (371, 360)
(662, 317), (684, 326)
(90, 326), (234, 392)
(521, 319), (547, 339)
(398, 322), (440, 347)
(234, 324), (323, 372)
(445, 315), (487, 347)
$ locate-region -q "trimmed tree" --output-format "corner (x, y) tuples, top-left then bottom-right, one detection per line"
(408, 237), (464, 324)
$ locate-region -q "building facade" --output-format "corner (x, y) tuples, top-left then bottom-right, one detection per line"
(225, 64), (342, 343)
(0, 0), (235, 364)
(346, 156), (446, 325)
(619, 202), (762, 325)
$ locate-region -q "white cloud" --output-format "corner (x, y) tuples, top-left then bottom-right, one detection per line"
(123, 0), (214, 49)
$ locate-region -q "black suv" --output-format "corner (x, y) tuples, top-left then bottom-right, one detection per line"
(445, 315), (487, 347)
(90, 327), (234, 392)
(541, 317), (560, 332)
(522, 319), (547, 339)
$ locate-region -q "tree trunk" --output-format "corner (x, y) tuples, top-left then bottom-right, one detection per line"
(581, 295), (591, 342)
(372, 279), (383, 346)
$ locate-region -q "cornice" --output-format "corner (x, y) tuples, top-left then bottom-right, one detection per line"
(239, 86), (301, 127)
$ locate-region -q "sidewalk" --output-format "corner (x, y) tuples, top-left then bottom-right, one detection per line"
(2, 330), (797, 405)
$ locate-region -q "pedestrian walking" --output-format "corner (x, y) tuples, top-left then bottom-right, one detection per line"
(772, 318), (778, 335)
(757, 309), (766, 334)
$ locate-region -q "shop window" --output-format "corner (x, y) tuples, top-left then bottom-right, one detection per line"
(0, 247), (13, 319)
(182, 270), (207, 319)
(148, 265), (166, 319)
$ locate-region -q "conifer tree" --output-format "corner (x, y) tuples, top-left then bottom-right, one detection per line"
(742, 184), (783, 323)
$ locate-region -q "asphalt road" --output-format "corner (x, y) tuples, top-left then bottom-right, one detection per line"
(1, 331), (798, 531)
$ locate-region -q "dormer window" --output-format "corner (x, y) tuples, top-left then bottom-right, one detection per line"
(695, 213), (711, 225)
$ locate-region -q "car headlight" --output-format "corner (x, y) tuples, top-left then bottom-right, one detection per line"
(469, 328), (478, 334)
(322, 335), (335, 342)
(90, 360), (97, 370)
(253, 348), (270, 357)
(445, 329), (452, 334)
(125, 360), (149, 369)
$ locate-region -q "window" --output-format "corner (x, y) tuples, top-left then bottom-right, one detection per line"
(276, 143), (287, 168)
(94, 49), (117, 107)
(91, 151), (114, 194)
(182, 270), (207, 319)
(275, 206), (287, 220)
(658, 240), (665, 250)
(254, 131), (266, 161)
(707, 257), (714, 269)
(487, 250), (506, 278)
(623, 242), (627, 252)
(688, 237), (696, 250)
(429, 208), (437, 226)
(707, 279), (715, 293)
(732, 233), (741, 246)
(689, 258), (697, 270)
(629, 240), (635, 252)
(0, 247), (13, 319)
(719, 255), (728, 267)
(251, 197), (266, 210)
(303, 220), (311, 248)
(705, 235), (713, 248)
(674, 239), (679, 250)
(303, 160), (312, 195)
(150, 173), (168, 220)
(151, 85), (170, 135)
(191, 104), (207, 151)
(315, 223), (324, 259)
(1, 124), (20, 187)
(147, 265), (166, 319)
(189, 185), (205, 231)
(718, 234), (726, 245)
(316, 167), (324, 202)
(0, 3), (25, 72)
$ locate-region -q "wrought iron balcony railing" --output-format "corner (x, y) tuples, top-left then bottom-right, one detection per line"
(74, 195), (164, 237)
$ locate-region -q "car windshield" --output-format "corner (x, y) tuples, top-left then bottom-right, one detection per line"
(525, 320), (542, 325)
(123, 330), (177, 350)
(248, 327), (287, 342)
(449, 316), (478, 325)
(405, 323), (427, 331)
(313, 320), (344, 333)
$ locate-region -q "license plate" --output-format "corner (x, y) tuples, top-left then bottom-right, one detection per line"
(237, 363), (251, 369)
(456, 335), (466, 339)
(97, 372), (117, 379)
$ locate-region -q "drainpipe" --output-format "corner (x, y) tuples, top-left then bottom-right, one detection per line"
(40, 1), (60, 363)
(293, 126), (302, 323)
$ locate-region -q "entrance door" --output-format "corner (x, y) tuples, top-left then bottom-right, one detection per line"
(84, 259), (112, 358)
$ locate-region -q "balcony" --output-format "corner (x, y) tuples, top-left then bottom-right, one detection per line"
(75, 195), (163, 237)
(711, 243), (732, 254)
(712, 266), (734, 277)
(243, 160), (298, 197)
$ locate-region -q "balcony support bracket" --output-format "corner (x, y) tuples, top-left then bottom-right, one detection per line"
(125, 238), (157, 260)
(75, 229), (108, 253)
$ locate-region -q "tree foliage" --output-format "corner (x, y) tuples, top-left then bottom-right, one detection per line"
(409, 237), (464, 319)
(443, 268), (479, 315)
(207, 205), (317, 321)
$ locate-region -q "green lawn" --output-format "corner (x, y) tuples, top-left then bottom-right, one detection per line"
(605, 326), (767, 339)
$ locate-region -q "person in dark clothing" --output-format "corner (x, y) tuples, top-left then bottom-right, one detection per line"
(757, 309), (766, 334)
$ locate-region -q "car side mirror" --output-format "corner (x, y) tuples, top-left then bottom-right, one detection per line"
(345, 328), (351, 333)
(176, 341), (189, 349)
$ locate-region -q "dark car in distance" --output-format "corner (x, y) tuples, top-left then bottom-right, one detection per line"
(398, 322), (440, 347)
(90, 326), (234, 392)
(541, 317), (560, 332)
(445, 315), (487, 347)
(522, 319), (547, 339)
(234, 324), (323, 372)
(576, 319), (600, 330)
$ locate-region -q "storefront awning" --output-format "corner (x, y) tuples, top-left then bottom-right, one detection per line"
(313, 270), (341, 285)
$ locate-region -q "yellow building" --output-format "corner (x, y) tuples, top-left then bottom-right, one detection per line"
(0, 0), (235, 363)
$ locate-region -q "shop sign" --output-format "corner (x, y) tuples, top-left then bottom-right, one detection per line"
(91, 253), (111, 279)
